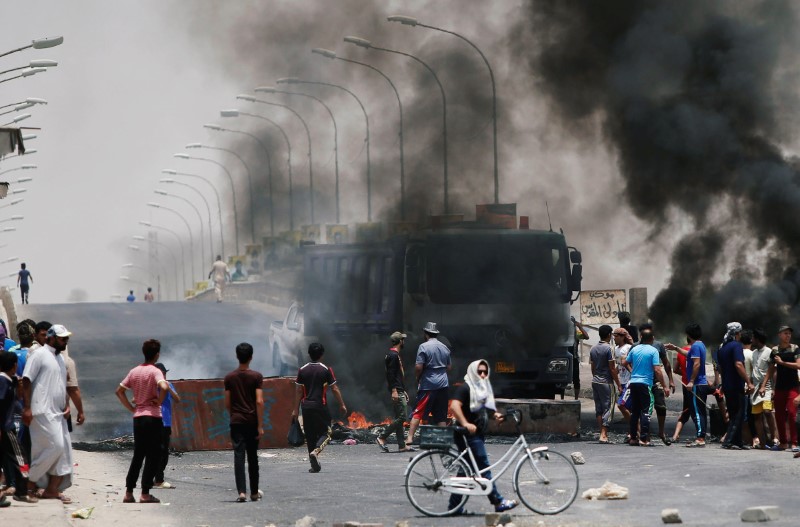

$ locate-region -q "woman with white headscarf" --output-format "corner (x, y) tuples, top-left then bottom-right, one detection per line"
(448, 360), (518, 515)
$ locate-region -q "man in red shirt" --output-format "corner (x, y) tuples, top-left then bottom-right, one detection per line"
(223, 342), (264, 502)
(116, 339), (169, 504)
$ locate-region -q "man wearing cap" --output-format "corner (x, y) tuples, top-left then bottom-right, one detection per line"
(589, 325), (622, 443)
(377, 331), (414, 453)
(21, 324), (74, 502)
(405, 322), (452, 445)
(769, 325), (800, 451)
(717, 322), (754, 450)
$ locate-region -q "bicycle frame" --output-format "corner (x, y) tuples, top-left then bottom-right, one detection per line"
(437, 433), (550, 496)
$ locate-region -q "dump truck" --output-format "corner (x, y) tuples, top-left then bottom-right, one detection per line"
(269, 211), (583, 399)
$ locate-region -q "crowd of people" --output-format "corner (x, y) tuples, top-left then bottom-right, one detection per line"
(587, 318), (800, 454)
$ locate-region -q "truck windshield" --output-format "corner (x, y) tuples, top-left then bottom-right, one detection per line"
(426, 233), (569, 304)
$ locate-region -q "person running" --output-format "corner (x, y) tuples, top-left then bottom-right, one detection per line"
(717, 323), (754, 450)
(153, 363), (180, 490)
(666, 323), (711, 447)
(769, 325), (800, 451)
(376, 331), (415, 453)
(116, 339), (169, 504)
(292, 343), (347, 473)
(209, 255), (231, 303)
(223, 343), (263, 502)
(589, 325), (622, 443)
(751, 329), (779, 449)
(16, 263), (32, 304)
(449, 360), (518, 514)
(0, 351), (37, 503)
(406, 322), (452, 445)
(21, 324), (74, 502)
(625, 330), (669, 446)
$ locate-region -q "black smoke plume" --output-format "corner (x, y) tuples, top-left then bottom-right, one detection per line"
(529, 0), (800, 339)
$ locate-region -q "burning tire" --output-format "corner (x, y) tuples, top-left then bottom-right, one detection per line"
(404, 449), (471, 517)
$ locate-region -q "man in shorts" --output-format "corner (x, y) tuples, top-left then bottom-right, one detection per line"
(589, 325), (622, 443)
(751, 329), (778, 449)
(406, 322), (451, 445)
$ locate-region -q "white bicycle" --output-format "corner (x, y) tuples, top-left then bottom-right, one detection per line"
(404, 410), (579, 517)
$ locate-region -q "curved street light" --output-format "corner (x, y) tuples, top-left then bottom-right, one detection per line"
(0, 165), (36, 177)
(0, 36), (63, 60)
(0, 59), (58, 77)
(0, 98), (47, 117)
(137, 221), (188, 292)
(0, 68), (47, 86)
(145, 203), (197, 285)
(132, 236), (181, 300)
(388, 15), (499, 204)
(174, 153), (240, 256)
(204, 123), (275, 237)
(162, 169), (224, 258)
(160, 177), (215, 259)
(239, 94), (315, 227)
(0, 198), (24, 210)
(344, 35), (450, 214)
(278, 76), (373, 223)
(155, 189), (206, 268)
(186, 143), (255, 244)
(312, 47), (406, 220)
(2, 113), (32, 127)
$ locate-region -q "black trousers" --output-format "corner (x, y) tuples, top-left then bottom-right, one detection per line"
(1, 429), (28, 496)
(628, 383), (653, 442)
(230, 423), (259, 494)
(301, 407), (332, 456)
(722, 388), (746, 447)
(155, 426), (171, 484)
(126, 416), (162, 493)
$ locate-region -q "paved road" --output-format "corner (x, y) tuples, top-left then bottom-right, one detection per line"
(98, 409), (800, 527)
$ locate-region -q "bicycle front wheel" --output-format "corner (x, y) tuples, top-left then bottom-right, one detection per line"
(405, 450), (471, 517)
(513, 449), (579, 514)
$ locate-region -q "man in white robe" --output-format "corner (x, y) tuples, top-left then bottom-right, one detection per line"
(22, 324), (74, 501)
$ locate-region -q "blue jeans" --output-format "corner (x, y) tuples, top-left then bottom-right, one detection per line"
(448, 433), (503, 510)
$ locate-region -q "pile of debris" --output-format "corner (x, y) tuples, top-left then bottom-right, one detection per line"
(72, 435), (135, 452)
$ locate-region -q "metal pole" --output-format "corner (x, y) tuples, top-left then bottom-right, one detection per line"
(186, 157), (240, 256)
(201, 146), (256, 244)
(168, 180), (215, 266)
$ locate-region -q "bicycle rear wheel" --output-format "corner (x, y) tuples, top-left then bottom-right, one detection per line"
(513, 449), (579, 514)
(404, 450), (471, 517)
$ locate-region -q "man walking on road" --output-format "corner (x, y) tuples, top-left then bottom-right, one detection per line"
(17, 263), (32, 304)
(717, 322), (755, 450)
(751, 329), (779, 449)
(21, 324), (74, 502)
(116, 339), (169, 504)
(209, 255), (231, 303)
(625, 330), (669, 446)
(769, 325), (800, 451)
(640, 323), (675, 445)
(292, 343), (347, 473)
(406, 322), (452, 445)
(377, 331), (414, 453)
(223, 343), (264, 502)
(667, 323), (711, 447)
(589, 325), (622, 443)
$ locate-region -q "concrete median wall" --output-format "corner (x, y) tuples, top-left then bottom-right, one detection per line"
(171, 377), (296, 451)
(487, 398), (580, 435)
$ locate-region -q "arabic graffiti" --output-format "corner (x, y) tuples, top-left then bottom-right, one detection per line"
(579, 289), (627, 325)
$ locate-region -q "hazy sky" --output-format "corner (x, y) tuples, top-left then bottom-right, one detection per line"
(1, 1), (675, 304)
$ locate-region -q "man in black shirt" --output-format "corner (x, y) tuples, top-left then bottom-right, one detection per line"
(292, 343), (347, 473)
(377, 331), (415, 453)
(618, 311), (639, 343)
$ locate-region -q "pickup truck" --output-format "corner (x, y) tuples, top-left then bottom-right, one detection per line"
(269, 301), (313, 376)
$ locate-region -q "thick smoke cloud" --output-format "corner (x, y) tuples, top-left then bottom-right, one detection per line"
(529, 0), (800, 338)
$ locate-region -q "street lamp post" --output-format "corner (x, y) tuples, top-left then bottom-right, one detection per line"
(174, 153), (240, 256)
(146, 203), (197, 285)
(159, 177), (215, 260)
(162, 169), (224, 260)
(388, 15), (500, 204)
(0, 59), (58, 77)
(138, 221), (189, 292)
(155, 189), (206, 268)
(132, 236), (181, 301)
(204, 124), (275, 238)
(344, 36), (450, 214)
(219, 111), (295, 231)
(186, 143), (256, 244)
(0, 98), (47, 118)
(239, 94), (315, 226)
(0, 165), (36, 177)
(0, 36), (63, 59)
(278, 77), (373, 223)
(1, 114), (32, 127)
(0, 199), (24, 211)
(312, 48), (407, 220)
(0, 68), (47, 85)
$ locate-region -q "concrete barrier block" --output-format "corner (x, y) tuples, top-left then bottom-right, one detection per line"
(487, 398), (580, 435)
(741, 506), (780, 522)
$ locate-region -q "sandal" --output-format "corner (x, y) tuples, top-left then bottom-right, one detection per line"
(139, 496), (160, 504)
(686, 441), (706, 448)
(123, 495), (136, 503)
(376, 438), (390, 453)
(13, 494), (39, 503)
(236, 496), (247, 503)
(40, 493), (73, 504)
(250, 490), (263, 501)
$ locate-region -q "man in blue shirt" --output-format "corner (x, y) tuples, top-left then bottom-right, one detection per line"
(153, 363), (180, 488)
(406, 322), (452, 445)
(717, 323), (755, 450)
(667, 322), (712, 447)
(17, 263), (32, 304)
(625, 330), (669, 446)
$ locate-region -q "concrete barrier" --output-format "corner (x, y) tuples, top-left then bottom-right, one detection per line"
(171, 377), (296, 451)
(487, 398), (580, 436)
(0, 286), (17, 339)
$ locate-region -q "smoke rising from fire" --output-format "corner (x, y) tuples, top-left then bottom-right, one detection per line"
(529, 0), (800, 337)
